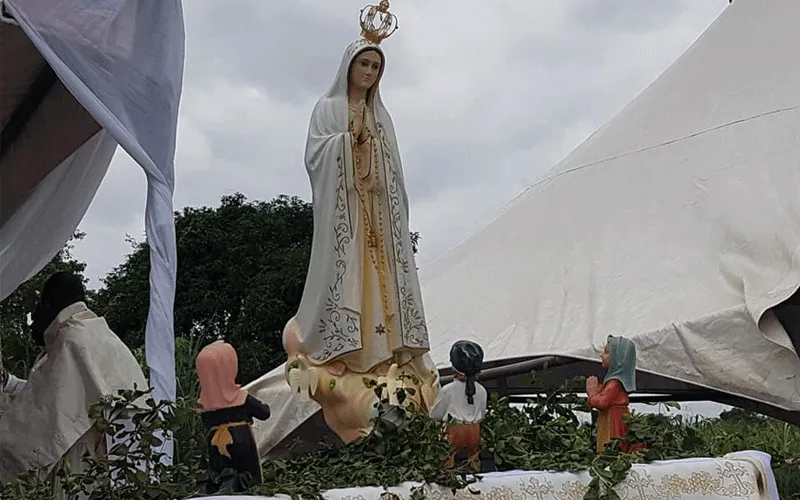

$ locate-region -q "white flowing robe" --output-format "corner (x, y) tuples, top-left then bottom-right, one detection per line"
(291, 38), (431, 373)
(0, 302), (148, 487)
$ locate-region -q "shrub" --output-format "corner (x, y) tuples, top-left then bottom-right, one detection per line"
(1, 369), (798, 500)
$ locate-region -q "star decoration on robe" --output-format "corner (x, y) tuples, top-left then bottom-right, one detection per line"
(375, 324), (386, 335)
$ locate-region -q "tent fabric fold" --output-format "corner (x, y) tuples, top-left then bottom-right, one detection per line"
(1, 78), (101, 224)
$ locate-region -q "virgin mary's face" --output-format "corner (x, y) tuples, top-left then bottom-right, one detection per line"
(601, 344), (610, 368)
(349, 50), (382, 92)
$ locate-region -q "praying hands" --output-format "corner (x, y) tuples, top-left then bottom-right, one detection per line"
(585, 375), (600, 397)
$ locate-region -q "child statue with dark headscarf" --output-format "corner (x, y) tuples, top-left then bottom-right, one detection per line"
(586, 335), (646, 453)
(429, 340), (487, 471)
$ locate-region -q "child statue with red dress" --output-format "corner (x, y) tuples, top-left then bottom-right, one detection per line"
(586, 335), (645, 453)
(196, 340), (271, 493)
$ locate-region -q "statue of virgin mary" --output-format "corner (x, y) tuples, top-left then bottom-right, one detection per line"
(281, 7), (439, 443)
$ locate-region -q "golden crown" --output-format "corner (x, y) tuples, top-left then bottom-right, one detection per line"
(359, 1), (398, 45)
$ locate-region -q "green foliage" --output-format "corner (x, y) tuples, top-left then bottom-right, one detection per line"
(0, 387), (204, 500)
(0, 231), (88, 375)
(479, 381), (710, 499)
(482, 380), (594, 471)
(717, 407), (767, 424)
(693, 414), (800, 498)
(248, 383), (800, 500)
(254, 378), (470, 499)
(93, 193), (314, 384)
(131, 335), (207, 468)
(2, 371), (799, 499)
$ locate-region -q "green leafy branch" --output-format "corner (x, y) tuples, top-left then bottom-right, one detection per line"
(2, 377), (798, 499)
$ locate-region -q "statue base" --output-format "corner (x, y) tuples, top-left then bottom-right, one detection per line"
(284, 321), (440, 444)
(285, 354), (439, 444)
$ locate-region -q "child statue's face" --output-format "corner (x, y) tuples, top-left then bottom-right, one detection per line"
(601, 344), (610, 368)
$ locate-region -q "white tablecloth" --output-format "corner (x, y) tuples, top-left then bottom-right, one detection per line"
(189, 451), (779, 499)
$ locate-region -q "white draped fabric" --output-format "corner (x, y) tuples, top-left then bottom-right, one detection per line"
(185, 452), (779, 500)
(0, 302), (148, 483)
(0, 0), (185, 451)
(0, 131), (117, 299)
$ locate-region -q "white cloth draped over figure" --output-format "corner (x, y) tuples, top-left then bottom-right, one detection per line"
(295, 37), (431, 371)
(0, 302), (147, 488)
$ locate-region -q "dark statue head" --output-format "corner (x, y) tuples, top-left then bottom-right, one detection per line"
(31, 272), (87, 346)
(449, 340), (484, 405)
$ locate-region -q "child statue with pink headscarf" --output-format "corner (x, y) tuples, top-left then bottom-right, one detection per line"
(196, 340), (271, 493)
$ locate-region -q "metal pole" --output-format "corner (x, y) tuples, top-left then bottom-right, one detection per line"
(439, 356), (573, 385)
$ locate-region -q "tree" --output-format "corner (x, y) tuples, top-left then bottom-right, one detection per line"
(718, 407), (766, 424)
(93, 194), (311, 384)
(0, 232), (89, 375)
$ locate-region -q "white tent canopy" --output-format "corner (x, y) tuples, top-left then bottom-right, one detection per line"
(0, 0), (184, 442)
(422, 0), (800, 410)
(246, 0), (800, 454)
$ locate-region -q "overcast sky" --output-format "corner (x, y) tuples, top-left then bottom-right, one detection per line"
(72, 0), (728, 286)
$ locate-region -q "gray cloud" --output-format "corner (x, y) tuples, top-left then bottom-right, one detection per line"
(184, 1), (418, 105)
(82, 152), (146, 229)
(403, 138), (493, 200)
(184, 2), (344, 101)
(572, 0), (685, 33)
